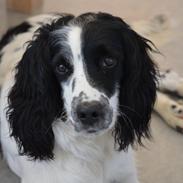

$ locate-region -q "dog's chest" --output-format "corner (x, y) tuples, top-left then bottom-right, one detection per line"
(35, 134), (115, 183)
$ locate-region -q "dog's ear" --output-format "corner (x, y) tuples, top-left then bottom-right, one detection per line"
(112, 17), (158, 150)
(6, 16), (74, 160)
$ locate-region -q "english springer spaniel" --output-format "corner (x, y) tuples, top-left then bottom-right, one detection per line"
(0, 13), (157, 183)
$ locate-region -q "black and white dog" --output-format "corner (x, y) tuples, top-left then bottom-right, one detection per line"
(0, 13), (157, 183)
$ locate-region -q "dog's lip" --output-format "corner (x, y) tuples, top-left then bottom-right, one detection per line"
(79, 125), (110, 134)
(71, 122), (110, 134)
(86, 129), (98, 133)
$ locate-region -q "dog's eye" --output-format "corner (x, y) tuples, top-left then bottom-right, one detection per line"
(56, 64), (69, 75)
(101, 58), (117, 69)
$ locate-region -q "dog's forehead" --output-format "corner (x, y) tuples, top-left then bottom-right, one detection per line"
(67, 26), (82, 65)
(57, 24), (105, 102)
(53, 18), (121, 97)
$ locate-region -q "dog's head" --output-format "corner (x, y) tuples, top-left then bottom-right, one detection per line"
(7, 13), (157, 160)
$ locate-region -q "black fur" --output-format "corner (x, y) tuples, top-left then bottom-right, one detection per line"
(82, 13), (124, 97)
(6, 15), (74, 160)
(109, 15), (157, 150)
(6, 12), (157, 160)
(0, 22), (31, 157)
(81, 13), (157, 150)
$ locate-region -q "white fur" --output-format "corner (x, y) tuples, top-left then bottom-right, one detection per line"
(0, 14), (139, 183)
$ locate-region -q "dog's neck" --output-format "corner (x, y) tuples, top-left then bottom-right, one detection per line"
(47, 121), (112, 183)
(53, 120), (113, 163)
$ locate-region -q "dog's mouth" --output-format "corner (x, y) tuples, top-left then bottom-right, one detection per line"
(87, 129), (99, 133)
(69, 117), (112, 135)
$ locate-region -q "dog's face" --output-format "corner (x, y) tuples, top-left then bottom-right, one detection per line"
(7, 13), (157, 160)
(52, 24), (122, 134)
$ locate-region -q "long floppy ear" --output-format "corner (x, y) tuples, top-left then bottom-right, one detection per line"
(6, 16), (74, 160)
(114, 18), (158, 150)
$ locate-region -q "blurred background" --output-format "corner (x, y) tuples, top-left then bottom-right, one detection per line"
(0, 0), (183, 183)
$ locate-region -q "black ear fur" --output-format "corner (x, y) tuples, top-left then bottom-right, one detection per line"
(112, 17), (158, 150)
(6, 15), (74, 160)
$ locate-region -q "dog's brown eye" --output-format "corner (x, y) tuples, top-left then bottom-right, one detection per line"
(101, 58), (117, 69)
(56, 64), (69, 75)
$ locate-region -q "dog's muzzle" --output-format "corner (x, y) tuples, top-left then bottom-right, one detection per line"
(71, 95), (113, 133)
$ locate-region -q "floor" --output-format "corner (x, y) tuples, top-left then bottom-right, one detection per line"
(0, 0), (183, 183)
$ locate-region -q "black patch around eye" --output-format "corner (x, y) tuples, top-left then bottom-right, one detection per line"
(52, 54), (73, 80)
(82, 24), (123, 97)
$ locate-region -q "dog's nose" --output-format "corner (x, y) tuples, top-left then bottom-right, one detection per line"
(76, 101), (104, 125)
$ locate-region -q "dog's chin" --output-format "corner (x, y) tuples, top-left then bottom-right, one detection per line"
(79, 127), (109, 137)
(69, 119), (112, 136)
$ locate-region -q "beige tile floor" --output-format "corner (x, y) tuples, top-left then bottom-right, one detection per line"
(0, 0), (183, 183)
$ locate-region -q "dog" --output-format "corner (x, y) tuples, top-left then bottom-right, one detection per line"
(0, 12), (157, 183)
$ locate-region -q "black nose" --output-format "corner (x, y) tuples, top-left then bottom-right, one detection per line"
(76, 101), (104, 125)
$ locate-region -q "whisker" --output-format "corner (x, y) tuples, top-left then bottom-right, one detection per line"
(45, 110), (67, 135)
(119, 104), (142, 118)
(118, 111), (134, 129)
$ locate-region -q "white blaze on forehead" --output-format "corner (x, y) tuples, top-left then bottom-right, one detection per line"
(66, 26), (102, 101)
(68, 26), (82, 60)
